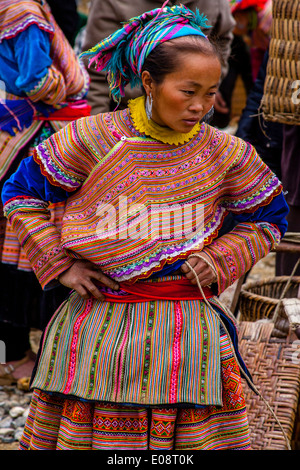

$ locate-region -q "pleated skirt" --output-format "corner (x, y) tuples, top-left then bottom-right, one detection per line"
(19, 331), (251, 450)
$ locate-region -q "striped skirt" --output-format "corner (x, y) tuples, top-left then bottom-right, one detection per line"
(20, 333), (250, 450)
(19, 278), (251, 450)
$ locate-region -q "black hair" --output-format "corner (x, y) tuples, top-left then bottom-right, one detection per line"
(141, 35), (223, 86)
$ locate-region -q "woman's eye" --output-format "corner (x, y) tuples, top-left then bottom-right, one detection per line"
(182, 90), (194, 95)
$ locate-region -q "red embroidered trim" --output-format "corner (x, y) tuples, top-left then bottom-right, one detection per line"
(169, 301), (183, 403)
(63, 299), (93, 394)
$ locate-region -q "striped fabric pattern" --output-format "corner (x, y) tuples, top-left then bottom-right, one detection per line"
(20, 331), (250, 450)
(2, 201), (65, 271)
(4, 196), (74, 285)
(0, 0), (54, 42)
(31, 281), (222, 406)
(26, 69), (67, 106)
(58, 128), (281, 284)
(0, 0), (89, 102)
(0, 0), (89, 186)
(0, 120), (42, 181)
(26, 29), (89, 105)
(4, 105), (282, 290)
(1, 124), (66, 270)
(204, 220), (281, 292)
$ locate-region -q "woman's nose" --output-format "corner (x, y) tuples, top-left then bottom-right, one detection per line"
(189, 100), (204, 113)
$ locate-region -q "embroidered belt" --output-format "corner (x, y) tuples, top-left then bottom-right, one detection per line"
(102, 277), (214, 302)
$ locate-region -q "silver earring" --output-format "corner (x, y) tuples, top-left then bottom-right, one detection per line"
(201, 106), (214, 123)
(145, 93), (153, 120)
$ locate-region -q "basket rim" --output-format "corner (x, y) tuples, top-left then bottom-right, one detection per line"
(240, 276), (300, 303)
(241, 275), (300, 290)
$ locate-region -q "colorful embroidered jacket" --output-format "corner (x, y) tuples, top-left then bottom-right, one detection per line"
(2, 96), (288, 294)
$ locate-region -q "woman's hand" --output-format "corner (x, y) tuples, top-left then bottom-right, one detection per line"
(181, 253), (217, 287)
(57, 260), (119, 300)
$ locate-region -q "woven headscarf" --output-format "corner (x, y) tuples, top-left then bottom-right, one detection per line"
(80, 2), (209, 104)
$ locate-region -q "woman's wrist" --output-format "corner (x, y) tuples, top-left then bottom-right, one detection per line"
(187, 252), (218, 283)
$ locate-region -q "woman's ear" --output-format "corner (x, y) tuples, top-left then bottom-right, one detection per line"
(141, 70), (154, 96)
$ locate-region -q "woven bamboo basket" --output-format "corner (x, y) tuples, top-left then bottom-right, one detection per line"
(262, 0), (300, 125)
(237, 276), (300, 449)
(239, 276), (300, 335)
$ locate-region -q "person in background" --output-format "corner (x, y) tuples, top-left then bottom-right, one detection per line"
(275, 125), (300, 277)
(0, 0), (90, 385)
(231, 0), (272, 81)
(236, 49), (283, 179)
(81, 0), (236, 115)
(212, 0), (272, 128)
(235, 48), (285, 282)
(47, 0), (80, 46)
(2, 3), (288, 450)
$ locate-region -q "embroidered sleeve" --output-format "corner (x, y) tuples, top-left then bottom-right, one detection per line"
(3, 196), (74, 290)
(33, 117), (96, 191)
(2, 154), (74, 289)
(1, 118), (98, 289)
(13, 25), (89, 105)
(203, 220), (282, 293)
(13, 26), (66, 105)
(220, 140), (282, 213)
(201, 141), (289, 294)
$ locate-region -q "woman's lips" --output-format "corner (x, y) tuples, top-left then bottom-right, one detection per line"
(183, 118), (199, 126)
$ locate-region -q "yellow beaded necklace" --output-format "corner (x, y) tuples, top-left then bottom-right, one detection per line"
(128, 95), (200, 145)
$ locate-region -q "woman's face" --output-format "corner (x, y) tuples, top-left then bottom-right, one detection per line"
(143, 51), (221, 134)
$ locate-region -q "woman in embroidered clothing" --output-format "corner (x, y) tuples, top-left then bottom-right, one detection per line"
(2, 2), (288, 450)
(0, 0), (90, 382)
